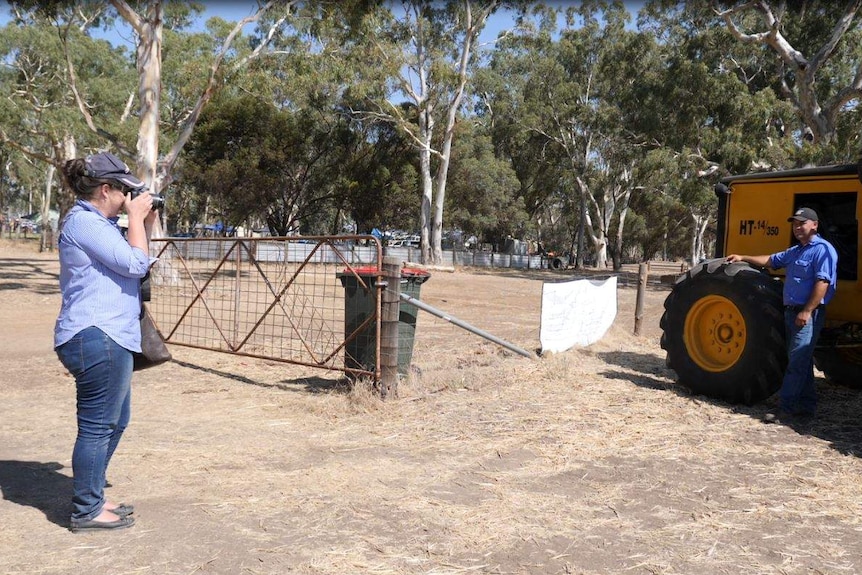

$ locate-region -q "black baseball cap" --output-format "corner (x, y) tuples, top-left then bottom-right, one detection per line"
(84, 152), (147, 191)
(787, 207), (818, 222)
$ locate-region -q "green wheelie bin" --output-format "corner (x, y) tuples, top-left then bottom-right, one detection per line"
(337, 266), (430, 376)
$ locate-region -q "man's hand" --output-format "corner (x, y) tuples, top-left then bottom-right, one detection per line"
(726, 254), (771, 268)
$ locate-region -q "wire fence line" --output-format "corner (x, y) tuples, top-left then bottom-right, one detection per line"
(147, 236), (384, 381)
(144, 236), (685, 386)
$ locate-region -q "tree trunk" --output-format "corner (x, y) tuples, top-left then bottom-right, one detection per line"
(612, 174), (633, 271)
(575, 200), (585, 268)
(613, 210), (627, 271)
(418, 107), (434, 264)
(134, 2), (164, 238)
(576, 175), (608, 268)
(428, 4), (479, 265)
(55, 135), (78, 225)
(689, 210), (709, 265)
(40, 164), (54, 253)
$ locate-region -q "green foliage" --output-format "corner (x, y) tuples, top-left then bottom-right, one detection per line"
(184, 94), (356, 235)
(445, 122), (527, 243)
(0, 20), (132, 141)
(0, 12), (137, 215)
(337, 116), (420, 234)
(3, 0), (862, 256)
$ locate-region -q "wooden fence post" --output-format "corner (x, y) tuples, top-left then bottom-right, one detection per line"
(634, 262), (648, 336)
(379, 256), (401, 399)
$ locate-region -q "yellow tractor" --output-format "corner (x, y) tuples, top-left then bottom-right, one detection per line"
(661, 164), (861, 404)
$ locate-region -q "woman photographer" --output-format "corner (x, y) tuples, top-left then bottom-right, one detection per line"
(55, 152), (157, 532)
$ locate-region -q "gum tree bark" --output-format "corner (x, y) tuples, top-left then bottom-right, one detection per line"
(717, 1), (862, 144)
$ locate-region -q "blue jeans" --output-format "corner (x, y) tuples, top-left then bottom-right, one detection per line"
(56, 327), (133, 522)
(780, 307), (826, 415)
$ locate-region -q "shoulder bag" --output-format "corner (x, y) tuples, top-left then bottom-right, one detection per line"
(134, 304), (172, 371)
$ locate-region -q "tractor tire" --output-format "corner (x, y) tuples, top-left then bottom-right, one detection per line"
(814, 347), (862, 389)
(660, 259), (786, 405)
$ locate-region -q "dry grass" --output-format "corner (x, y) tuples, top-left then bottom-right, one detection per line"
(1, 241), (861, 575)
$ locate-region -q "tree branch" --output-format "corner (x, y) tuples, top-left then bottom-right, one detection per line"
(349, 106), (444, 159)
(0, 129), (56, 165)
(162, 0), (292, 186)
(810, 0), (862, 72)
(109, 0), (144, 34)
(58, 18), (133, 156)
(716, 1), (808, 70)
(229, 3), (288, 72)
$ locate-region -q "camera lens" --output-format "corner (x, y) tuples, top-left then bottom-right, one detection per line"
(128, 186), (164, 210)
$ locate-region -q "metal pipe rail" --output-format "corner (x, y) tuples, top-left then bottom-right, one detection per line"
(397, 291), (536, 360)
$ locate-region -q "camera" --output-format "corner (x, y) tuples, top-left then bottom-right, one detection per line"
(131, 188), (165, 211)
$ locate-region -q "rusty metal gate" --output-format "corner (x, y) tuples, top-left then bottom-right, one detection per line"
(146, 235), (383, 380)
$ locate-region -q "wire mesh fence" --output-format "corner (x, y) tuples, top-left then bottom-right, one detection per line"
(146, 236), (382, 380)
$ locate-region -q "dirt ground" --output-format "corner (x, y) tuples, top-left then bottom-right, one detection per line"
(1, 237), (861, 575)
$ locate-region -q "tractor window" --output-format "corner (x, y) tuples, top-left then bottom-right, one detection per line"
(793, 192), (857, 281)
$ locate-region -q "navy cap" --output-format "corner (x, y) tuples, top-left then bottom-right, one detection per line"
(84, 152), (147, 191)
(787, 207), (818, 222)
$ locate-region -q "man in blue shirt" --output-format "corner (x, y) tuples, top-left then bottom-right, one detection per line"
(726, 207), (838, 423)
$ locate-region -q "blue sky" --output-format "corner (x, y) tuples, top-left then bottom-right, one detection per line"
(0, 2), (557, 47)
(0, 2), (644, 61)
(0, 2), (265, 48)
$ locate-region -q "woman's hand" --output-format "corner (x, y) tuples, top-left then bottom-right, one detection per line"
(124, 191), (154, 224)
(124, 191), (155, 253)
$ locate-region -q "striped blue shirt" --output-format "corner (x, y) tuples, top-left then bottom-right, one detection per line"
(54, 200), (154, 352)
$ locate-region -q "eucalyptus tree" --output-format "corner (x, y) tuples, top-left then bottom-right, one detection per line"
(474, 8), (571, 255)
(337, 0), (512, 264)
(481, 6), (590, 264)
(642, 0), (862, 161)
(106, 0), (304, 233)
(184, 92), (364, 236)
(716, 1), (862, 151)
(444, 121), (526, 246)
(338, 111), (420, 235)
(625, 167), (692, 262)
(637, 1), (801, 263)
(483, 1), (654, 269)
(0, 7), (135, 250)
(3, 0), (304, 240)
(587, 20), (667, 268)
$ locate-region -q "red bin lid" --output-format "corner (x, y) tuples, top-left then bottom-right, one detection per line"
(343, 266), (381, 276)
(340, 266), (430, 278)
(401, 267), (431, 278)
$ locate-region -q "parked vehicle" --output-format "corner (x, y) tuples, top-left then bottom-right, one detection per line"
(660, 164), (861, 404)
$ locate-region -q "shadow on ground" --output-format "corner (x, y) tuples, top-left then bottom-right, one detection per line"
(0, 258), (60, 295)
(596, 350), (679, 389)
(170, 359), (348, 394)
(597, 350), (862, 458)
(0, 461), (71, 528)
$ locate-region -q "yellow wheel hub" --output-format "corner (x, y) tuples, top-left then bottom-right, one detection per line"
(683, 295), (746, 372)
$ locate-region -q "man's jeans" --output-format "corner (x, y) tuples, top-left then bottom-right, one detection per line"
(780, 307), (826, 415)
(56, 327), (132, 521)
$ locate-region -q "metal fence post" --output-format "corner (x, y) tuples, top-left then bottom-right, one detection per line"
(233, 240), (242, 349)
